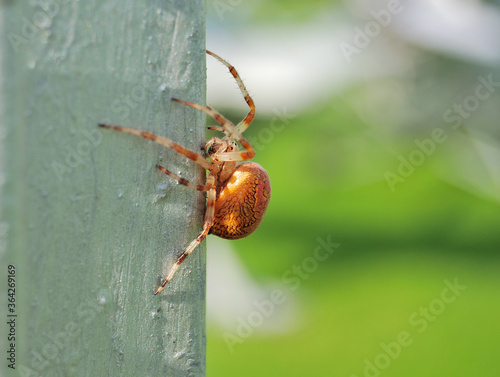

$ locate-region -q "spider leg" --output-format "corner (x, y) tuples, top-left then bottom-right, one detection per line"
(156, 164), (210, 191)
(172, 99), (255, 162)
(154, 175), (216, 295)
(98, 124), (211, 170)
(206, 50), (255, 134)
(207, 125), (225, 132)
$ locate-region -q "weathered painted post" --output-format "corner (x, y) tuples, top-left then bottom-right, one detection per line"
(1, 1), (206, 375)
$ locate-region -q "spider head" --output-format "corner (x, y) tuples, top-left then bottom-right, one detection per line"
(205, 137), (239, 182)
(205, 137), (238, 159)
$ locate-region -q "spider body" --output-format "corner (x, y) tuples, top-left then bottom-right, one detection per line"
(211, 161), (270, 240)
(99, 50), (270, 295)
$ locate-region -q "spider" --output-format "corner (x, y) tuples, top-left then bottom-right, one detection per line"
(99, 50), (271, 295)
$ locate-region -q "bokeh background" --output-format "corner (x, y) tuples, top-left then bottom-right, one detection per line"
(203, 0), (500, 376)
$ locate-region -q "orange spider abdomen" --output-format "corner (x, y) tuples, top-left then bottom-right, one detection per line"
(210, 162), (271, 240)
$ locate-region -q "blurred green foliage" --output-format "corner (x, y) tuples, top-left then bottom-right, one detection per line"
(205, 1), (499, 374)
(206, 98), (500, 376)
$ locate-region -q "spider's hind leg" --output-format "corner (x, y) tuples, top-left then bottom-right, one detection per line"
(171, 99), (255, 161)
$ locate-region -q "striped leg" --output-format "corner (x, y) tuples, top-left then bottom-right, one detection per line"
(154, 176), (216, 295)
(98, 124), (212, 170)
(172, 98), (256, 162)
(206, 50), (255, 134)
(156, 164), (210, 191)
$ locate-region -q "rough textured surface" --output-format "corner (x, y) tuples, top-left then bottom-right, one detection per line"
(1, 1), (206, 376)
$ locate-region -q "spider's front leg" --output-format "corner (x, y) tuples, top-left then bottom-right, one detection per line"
(206, 50), (255, 134)
(172, 98), (255, 162)
(154, 176), (217, 295)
